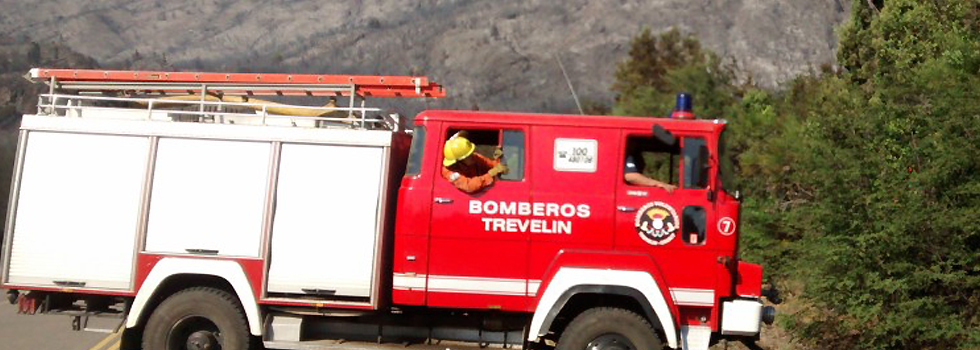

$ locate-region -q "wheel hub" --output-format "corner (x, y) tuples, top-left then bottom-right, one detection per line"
(186, 330), (218, 350)
(587, 334), (634, 350)
(169, 315), (222, 350)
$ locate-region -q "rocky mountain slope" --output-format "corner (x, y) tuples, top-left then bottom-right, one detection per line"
(0, 0), (849, 114)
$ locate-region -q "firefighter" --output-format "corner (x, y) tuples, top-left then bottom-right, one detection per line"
(624, 153), (676, 192)
(442, 134), (508, 193)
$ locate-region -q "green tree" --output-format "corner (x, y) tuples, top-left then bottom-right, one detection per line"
(611, 28), (736, 119)
(26, 42), (40, 65)
(784, 0), (980, 348)
(612, 2), (980, 347)
(610, 27), (809, 278)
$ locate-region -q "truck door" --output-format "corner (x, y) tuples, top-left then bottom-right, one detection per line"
(613, 131), (719, 319)
(427, 125), (530, 311)
(526, 126), (620, 303)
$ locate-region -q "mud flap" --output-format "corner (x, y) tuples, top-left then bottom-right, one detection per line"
(17, 292), (40, 315)
(680, 325), (711, 350)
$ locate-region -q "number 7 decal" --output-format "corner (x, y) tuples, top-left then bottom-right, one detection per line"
(718, 217), (736, 236)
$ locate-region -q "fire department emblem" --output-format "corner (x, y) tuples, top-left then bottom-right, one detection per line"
(635, 202), (678, 245)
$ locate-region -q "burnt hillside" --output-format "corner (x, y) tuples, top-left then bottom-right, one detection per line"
(0, 0), (850, 114)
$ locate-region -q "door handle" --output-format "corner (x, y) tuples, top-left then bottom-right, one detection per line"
(617, 206), (637, 212)
(53, 280), (86, 288)
(434, 197), (453, 204)
(185, 248), (219, 255)
(302, 288), (337, 296)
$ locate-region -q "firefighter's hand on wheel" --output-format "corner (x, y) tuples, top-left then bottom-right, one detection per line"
(488, 163), (509, 177)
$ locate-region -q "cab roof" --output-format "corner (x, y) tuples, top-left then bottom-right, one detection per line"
(415, 110), (726, 133)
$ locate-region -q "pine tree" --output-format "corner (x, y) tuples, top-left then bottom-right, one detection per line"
(611, 28), (736, 119)
(784, 0), (980, 348)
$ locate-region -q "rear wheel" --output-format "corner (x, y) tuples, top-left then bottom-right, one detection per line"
(556, 307), (663, 350)
(142, 287), (255, 350)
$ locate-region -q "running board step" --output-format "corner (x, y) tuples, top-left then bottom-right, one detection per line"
(264, 340), (502, 350)
(265, 314), (525, 349)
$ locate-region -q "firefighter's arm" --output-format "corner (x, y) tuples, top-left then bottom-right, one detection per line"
(487, 163), (507, 177)
(624, 172), (676, 192)
(441, 153), (507, 193)
(475, 153), (508, 176)
(442, 167), (496, 193)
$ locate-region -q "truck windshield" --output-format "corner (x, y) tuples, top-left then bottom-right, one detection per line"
(719, 129), (737, 195)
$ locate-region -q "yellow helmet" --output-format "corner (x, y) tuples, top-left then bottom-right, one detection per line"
(443, 135), (476, 166)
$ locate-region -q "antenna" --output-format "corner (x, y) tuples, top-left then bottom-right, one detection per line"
(554, 54), (584, 115)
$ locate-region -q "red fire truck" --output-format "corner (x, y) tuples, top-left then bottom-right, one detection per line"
(2, 69), (775, 350)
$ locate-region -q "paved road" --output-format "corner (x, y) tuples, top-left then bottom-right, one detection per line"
(0, 295), (117, 350)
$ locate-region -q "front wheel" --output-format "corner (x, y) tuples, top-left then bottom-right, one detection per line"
(142, 287), (255, 350)
(556, 307), (663, 350)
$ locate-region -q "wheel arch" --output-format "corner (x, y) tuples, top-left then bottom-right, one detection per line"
(125, 258), (262, 336)
(529, 267), (678, 349)
(539, 285), (665, 342)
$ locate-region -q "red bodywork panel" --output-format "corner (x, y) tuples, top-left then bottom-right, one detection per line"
(134, 253), (265, 300)
(736, 261), (763, 298)
(134, 253), (384, 310)
(0, 284), (136, 297)
(392, 110), (757, 331)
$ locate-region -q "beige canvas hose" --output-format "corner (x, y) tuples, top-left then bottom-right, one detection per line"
(140, 94), (348, 119)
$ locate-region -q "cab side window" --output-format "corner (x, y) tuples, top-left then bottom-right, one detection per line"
(682, 137), (709, 189)
(445, 128), (525, 182)
(681, 136), (710, 245)
(500, 130), (525, 180)
(624, 136), (679, 187)
(404, 126), (425, 177)
(448, 129), (499, 160)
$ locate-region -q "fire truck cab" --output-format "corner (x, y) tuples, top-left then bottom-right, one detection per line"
(393, 101), (770, 350)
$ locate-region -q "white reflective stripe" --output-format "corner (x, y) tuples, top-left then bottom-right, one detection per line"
(395, 274), (541, 296)
(528, 280), (542, 297)
(428, 275), (526, 296)
(669, 288), (715, 306)
(448, 172), (461, 181)
(529, 268), (678, 349)
(392, 274), (427, 290)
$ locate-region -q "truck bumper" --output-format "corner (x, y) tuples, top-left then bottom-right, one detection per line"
(720, 299), (769, 336)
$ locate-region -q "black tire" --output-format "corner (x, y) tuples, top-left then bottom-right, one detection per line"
(120, 327), (143, 350)
(142, 287), (256, 350)
(556, 307), (663, 350)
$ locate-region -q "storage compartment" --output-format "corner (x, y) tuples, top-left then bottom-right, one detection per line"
(266, 143), (387, 298)
(144, 138), (271, 257)
(721, 299), (763, 335)
(6, 131), (148, 290)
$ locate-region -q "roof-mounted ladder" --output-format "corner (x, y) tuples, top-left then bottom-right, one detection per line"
(29, 68), (446, 98)
(27, 68), (446, 131)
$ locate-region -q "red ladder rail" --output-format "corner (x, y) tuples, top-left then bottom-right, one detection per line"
(29, 68), (446, 98)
